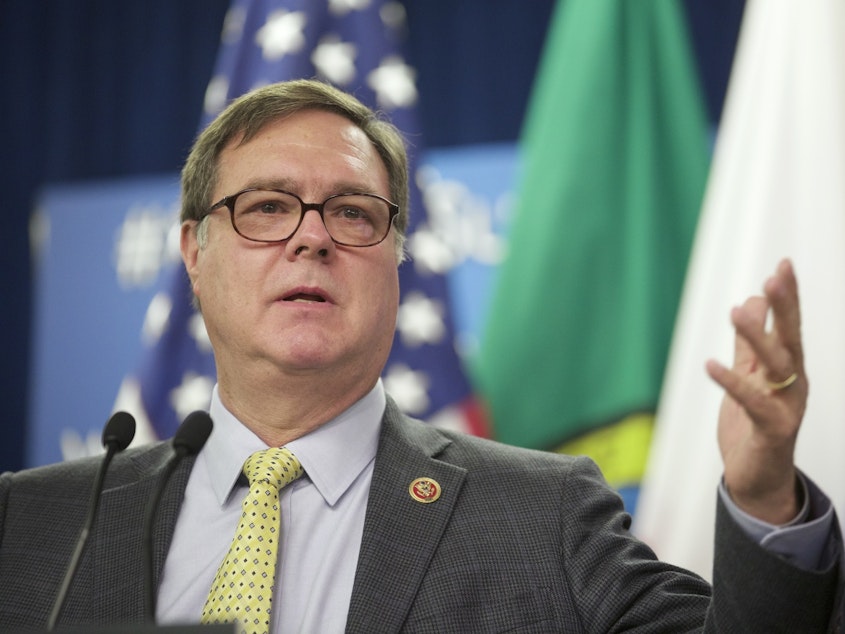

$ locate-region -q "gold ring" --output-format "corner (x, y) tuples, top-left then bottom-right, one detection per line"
(767, 372), (798, 391)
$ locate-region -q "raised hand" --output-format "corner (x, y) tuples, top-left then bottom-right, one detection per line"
(706, 259), (807, 524)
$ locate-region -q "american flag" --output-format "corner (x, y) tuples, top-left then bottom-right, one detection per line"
(117, 0), (486, 441)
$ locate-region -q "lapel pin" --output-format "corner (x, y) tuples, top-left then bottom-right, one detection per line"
(409, 477), (441, 503)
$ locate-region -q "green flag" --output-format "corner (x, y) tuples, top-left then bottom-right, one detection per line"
(474, 0), (709, 488)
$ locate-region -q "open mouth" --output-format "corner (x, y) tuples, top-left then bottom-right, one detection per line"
(283, 292), (326, 303)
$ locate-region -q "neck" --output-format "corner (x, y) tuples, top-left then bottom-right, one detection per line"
(216, 363), (377, 447)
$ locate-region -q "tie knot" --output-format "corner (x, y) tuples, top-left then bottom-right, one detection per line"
(243, 446), (303, 491)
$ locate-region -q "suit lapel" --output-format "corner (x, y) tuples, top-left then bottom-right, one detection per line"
(88, 444), (195, 622)
(346, 399), (467, 633)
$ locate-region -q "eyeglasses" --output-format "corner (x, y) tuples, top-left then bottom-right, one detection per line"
(206, 188), (400, 247)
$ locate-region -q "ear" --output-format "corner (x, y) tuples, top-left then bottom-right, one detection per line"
(180, 220), (201, 296)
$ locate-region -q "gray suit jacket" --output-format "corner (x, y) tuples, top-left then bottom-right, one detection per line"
(0, 398), (841, 632)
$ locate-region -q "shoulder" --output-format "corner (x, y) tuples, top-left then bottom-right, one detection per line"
(0, 441), (173, 497)
(434, 425), (612, 509)
(439, 424), (586, 473)
(381, 397), (607, 495)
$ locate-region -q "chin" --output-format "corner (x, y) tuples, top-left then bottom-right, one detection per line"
(274, 339), (341, 369)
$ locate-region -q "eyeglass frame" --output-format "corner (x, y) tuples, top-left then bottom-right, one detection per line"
(204, 187), (401, 248)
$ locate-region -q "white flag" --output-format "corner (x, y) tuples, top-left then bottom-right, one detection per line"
(634, 0), (845, 580)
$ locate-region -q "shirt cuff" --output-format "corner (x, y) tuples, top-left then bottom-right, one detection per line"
(718, 473), (835, 571)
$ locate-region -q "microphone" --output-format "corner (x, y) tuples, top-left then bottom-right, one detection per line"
(142, 410), (213, 621)
(46, 411), (136, 631)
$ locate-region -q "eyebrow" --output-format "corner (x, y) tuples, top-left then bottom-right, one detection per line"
(238, 178), (379, 198)
(238, 177), (295, 191)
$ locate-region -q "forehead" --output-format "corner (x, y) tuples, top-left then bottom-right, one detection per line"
(215, 109), (389, 198)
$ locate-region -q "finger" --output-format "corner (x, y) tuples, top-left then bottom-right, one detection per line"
(707, 358), (799, 432)
(764, 259), (805, 372)
(728, 296), (767, 371)
(706, 358), (773, 420)
(706, 357), (734, 391)
(729, 298), (791, 379)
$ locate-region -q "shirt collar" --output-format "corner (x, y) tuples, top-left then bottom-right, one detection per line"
(202, 381), (385, 508)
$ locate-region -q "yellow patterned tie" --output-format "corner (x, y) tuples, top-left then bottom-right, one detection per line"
(201, 447), (303, 634)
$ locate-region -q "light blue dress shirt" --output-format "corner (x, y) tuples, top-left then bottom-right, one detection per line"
(156, 381), (384, 633)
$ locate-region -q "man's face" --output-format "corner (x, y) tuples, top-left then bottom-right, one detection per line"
(181, 109), (400, 386)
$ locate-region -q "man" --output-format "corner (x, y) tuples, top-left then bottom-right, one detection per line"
(0, 80), (841, 632)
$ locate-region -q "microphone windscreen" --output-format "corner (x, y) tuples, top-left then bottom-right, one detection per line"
(173, 411), (213, 456)
(101, 411), (137, 451)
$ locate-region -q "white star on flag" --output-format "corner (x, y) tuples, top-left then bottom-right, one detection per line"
(204, 75), (231, 118)
(142, 292), (172, 344)
(383, 363), (430, 414)
(367, 55), (417, 109)
(329, 0), (372, 16)
(312, 36), (358, 85)
(221, 6), (247, 44)
(396, 291), (446, 347)
(255, 10), (307, 60)
(379, 1), (407, 31)
(170, 372), (215, 421)
(188, 313), (212, 353)
(407, 226), (455, 275)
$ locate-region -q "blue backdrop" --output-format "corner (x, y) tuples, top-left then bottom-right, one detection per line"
(0, 0), (745, 471)
(28, 144), (519, 467)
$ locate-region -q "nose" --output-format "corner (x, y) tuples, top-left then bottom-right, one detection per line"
(286, 209), (335, 259)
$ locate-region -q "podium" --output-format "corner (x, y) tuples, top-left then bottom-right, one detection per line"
(37, 626), (234, 634)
